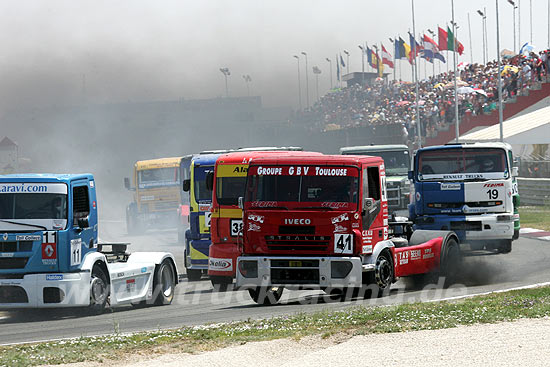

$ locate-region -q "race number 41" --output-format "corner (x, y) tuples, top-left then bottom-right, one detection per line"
(334, 234), (353, 254)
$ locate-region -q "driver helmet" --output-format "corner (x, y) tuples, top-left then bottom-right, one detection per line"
(483, 159), (494, 172)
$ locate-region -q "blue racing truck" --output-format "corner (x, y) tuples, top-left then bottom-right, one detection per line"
(409, 142), (519, 253)
(0, 174), (178, 311)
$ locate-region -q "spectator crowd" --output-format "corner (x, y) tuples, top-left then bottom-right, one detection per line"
(296, 49), (550, 147)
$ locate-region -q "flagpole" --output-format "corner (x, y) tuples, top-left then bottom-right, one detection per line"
(452, 0), (459, 143)
(411, 0), (421, 149)
(496, 0), (504, 142)
(468, 12), (473, 65)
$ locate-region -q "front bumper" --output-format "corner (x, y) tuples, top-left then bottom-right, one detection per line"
(416, 213), (515, 241)
(0, 272), (91, 308)
(235, 256), (362, 289)
(208, 242), (238, 277)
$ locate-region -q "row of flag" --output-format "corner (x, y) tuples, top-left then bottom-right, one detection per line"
(336, 26), (465, 80)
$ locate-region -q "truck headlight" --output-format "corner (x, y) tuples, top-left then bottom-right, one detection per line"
(238, 260), (258, 278)
(497, 214), (513, 222)
(331, 261), (353, 279)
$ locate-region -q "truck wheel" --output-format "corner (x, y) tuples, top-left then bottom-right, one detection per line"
(210, 276), (233, 292)
(441, 238), (461, 287)
(248, 286), (284, 305)
(89, 264), (109, 314)
(498, 240), (512, 254)
(369, 250), (393, 297)
(153, 259), (176, 305)
(186, 269), (202, 281)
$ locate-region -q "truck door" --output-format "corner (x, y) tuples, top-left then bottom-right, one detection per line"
(68, 181), (94, 271)
(362, 166), (385, 243)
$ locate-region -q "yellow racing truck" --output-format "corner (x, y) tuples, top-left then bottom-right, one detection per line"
(124, 157), (184, 234)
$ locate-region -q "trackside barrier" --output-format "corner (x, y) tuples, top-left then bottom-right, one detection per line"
(518, 177), (550, 206)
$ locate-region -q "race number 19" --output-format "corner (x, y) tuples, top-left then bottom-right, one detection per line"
(487, 189), (499, 200)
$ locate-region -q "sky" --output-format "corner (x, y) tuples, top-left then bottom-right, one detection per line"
(0, 0), (548, 111)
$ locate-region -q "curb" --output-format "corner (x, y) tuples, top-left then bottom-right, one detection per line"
(520, 228), (550, 241)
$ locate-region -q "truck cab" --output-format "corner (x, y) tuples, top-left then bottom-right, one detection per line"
(182, 153), (223, 280)
(208, 148), (307, 289)
(236, 153), (459, 304)
(0, 174), (177, 309)
(124, 157), (183, 234)
(409, 142), (519, 253)
(340, 145), (411, 214)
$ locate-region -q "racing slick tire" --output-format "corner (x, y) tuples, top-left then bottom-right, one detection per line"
(248, 286), (284, 305)
(497, 239), (512, 254)
(186, 269), (202, 281)
(440, 237), (461, 287)
(89, 263), (110, 314)
(210, 276), (233, 292)
(153, 259), (176, 305)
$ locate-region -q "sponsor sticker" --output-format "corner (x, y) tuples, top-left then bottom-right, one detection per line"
(410, 249), (421, 260)
(41, 243), (57, 265)
(248, 223), (261, 232)
(0, 253), (14, 257)
(362, 244), (373, 254)
(333, 224), (347, 233)
(441, 183), (461, 190)
(141, 267), (147, 273)
(331, 213), (349, 224)
(46, 274), (63, 281)
(16, 235), (41, 241)
(199, 204), (211, 212)
(126, 278), (136, 292)
(209, 258), (233, 272)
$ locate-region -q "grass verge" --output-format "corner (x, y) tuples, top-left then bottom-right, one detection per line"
(519, 206), (550, 231)
(3, 286), (550, 366)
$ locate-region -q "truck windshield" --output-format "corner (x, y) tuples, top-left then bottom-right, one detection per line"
(364, 150), (409, 176)
(216, 177), (247, 206)
(0, 193), (68, 230)
(245, 166), (359, 210)
(193, 166), (213, 202)
(138, 167), (179, 189)
(417, 148), (509, 181)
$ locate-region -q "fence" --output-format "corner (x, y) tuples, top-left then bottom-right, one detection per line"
(518, 178), (550, 206)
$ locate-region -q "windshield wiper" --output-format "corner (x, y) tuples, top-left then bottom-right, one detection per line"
(0, 220), (47, 231)
(298, 206), (334, 211)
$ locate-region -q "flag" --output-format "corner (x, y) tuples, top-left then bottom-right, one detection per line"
(336, 54), (340, 81)
(381, 44), (394, 68)
(340, 54), (346, 67)
(421, 34), (446, 63)
(400, 38), (412, 64)
(438, 26), (448, 51)
(408, 32), (422, 64)
(447, 26), (465, 55)
(393, 37), (401, 59)
(366, 46), (373, 67)
(398, 37), (407, 60)
(370, 48), (379, 69)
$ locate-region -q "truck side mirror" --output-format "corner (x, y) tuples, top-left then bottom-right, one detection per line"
(183, 179), (190, 192)
(512, 167), (519, 177)
(77, 216), (90, 229)
(205, 171), (214, 191)
(238, 197), (244, 209)
(363, 197), (375, 211)
(124, 177), (130, 190)
(408, 170), (414, 180)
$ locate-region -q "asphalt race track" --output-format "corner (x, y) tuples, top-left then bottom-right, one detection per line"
(0, 221), (549, 345)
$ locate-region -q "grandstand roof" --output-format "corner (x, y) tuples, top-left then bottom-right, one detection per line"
(459, 105), (550, 144)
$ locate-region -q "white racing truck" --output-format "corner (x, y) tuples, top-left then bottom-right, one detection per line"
(0, 174), (178, 312)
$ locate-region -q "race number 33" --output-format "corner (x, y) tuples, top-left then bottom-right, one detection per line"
(230, 219), (243, 236)
(334, 234), (353, 254)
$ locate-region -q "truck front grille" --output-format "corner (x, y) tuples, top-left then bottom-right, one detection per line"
(0, 241), (33, 252)
(450, 221), (482, 231)
(265, 235), (330, 252)
(0, 258), (29, 269)
(271, 268), (320, 284)
(154, 201), (179, 211)
(0, 286), (28, 303)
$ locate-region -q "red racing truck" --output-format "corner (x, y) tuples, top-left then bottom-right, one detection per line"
(208, 149), (314, 290)
(236, 153), (461, 305)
